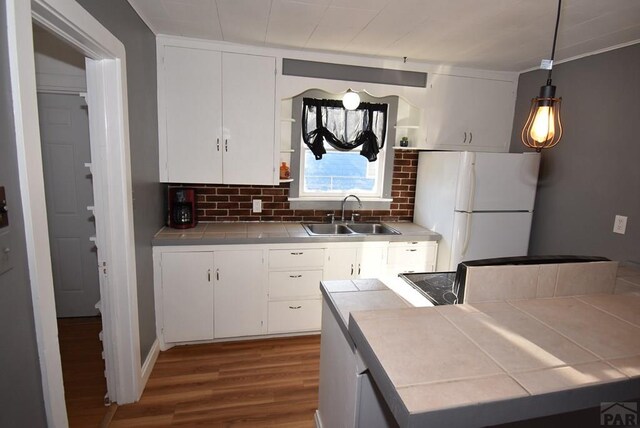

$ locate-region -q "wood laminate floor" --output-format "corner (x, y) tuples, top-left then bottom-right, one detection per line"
(57, 316), (110, 427)
(110, 334), (321, 427)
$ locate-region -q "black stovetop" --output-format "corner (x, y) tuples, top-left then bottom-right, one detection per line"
(398, 271), (459, 305)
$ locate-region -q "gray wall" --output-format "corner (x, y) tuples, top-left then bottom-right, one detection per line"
(510, 43), (640, 263)
(77, 0), (162, 361)
(0, 0), (48, 425)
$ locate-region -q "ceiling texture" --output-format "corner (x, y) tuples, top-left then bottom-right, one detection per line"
(127, 0), (640, 72)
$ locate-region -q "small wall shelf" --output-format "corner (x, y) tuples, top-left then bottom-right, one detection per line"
(279, 178), (294, 183)
(280, 149), (295, 153)
(394, 125), (420, 129)
(281, 118), (295, 123)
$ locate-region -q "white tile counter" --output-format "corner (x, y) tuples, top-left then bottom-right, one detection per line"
(321, 266), (640, 427)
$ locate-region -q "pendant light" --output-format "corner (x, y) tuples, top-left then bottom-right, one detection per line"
(342, 89), (361, 110)
(522, 0), (564, 152)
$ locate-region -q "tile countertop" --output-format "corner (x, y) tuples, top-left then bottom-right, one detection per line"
(152, 221), (441, 245)
(321, 267), (640, 428)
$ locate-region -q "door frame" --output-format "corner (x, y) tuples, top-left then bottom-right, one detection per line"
(6, 0), (141, 426)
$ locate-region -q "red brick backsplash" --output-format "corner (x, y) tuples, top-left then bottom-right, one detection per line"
(177, 150), (419, 223)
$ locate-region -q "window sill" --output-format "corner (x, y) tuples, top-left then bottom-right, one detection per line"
(288, 197), (393, 211)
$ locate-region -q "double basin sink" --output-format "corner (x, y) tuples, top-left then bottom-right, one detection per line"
(302, 222), (401, 236)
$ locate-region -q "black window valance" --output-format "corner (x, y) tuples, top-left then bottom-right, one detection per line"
(301, 98), (388, 162)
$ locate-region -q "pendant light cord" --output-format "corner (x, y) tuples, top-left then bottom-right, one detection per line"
(547, 0), (562, 84)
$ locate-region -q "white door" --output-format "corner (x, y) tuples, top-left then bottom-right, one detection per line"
(324, 247), (357, 280)
(214, 250), (265, 338)
(222, 52), (276, 185)
(357, 245), (387, 278)
(456, 152), (540, 212)
(38, 93), (100, 317)
(163, 46), (222, 183)
(161, 252), (214, 343)
(450, 212), (533, 269)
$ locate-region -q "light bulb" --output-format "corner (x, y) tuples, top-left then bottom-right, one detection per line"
(530, 106), (555, 143)
(342, 90), (360, 110)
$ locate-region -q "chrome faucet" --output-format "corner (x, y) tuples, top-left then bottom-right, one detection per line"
(341, 194), (362, 222)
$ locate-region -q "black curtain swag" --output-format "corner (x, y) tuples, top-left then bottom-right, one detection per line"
(301, 98), (388, 162)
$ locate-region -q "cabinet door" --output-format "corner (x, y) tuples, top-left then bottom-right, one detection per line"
(222, 52), (276, 185)
(214, 249), (266, 338)
(160, 252), (214, 343)
(161, 46), (222, 182)
(324, 247), (358, 280)
(425, 74), (514, 152)
(357, 245), (387, 278)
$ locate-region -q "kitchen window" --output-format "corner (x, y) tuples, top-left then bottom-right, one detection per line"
(298, 97), (389, 199)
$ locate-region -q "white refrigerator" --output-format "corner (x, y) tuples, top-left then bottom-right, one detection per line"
(413, 151), (541, 271)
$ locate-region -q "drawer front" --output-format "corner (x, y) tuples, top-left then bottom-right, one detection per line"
(269, 270), (323, 300)
(268, 299), (322, 333)
(269, 248), (324, 269)
(388, 245), (436, 273)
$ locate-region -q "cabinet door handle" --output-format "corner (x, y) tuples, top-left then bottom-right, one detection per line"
(289, 274), (302, 278)
(290, 252), (303, 255)
(463, 131), (467, 143)
(358, 264), (361, 275)
(216, 138), (220, 151)
(216, 268), (220, 281)
(207, 269), (211, 282)
(350, 264), (354, 275)
(289, 305), (302, 310)
(469, 132), (473, 144)
(225, 139), (228, 152)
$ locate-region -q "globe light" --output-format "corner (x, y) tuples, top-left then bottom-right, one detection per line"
(342, 89), (360, 110)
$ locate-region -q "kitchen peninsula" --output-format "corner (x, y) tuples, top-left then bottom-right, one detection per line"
(317, 267), (640, 427)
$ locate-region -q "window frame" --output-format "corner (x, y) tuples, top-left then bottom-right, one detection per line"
(287, 90), (399, 205)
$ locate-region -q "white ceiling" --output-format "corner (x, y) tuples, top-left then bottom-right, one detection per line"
(127, 0), (640, 72)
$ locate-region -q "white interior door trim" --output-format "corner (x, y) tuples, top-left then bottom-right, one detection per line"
(6, 0), (141, 426)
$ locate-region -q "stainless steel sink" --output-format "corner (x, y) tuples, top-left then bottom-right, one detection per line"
(303, 223), (356, 235)
(302, 222), (401, 236)
(347, 223), (400, 235)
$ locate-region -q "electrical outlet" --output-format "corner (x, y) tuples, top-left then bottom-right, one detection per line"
(613, 215), (627, 235)
(252, 199), (262, 213)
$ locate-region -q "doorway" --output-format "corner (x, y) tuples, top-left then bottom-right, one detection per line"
(33, 24), (110, 425)
(7, 0), (142, 425)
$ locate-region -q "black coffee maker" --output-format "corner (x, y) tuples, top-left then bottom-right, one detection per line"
(168, 187), (197, 229)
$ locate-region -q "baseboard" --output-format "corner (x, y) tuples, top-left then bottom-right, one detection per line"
(139, 339), (160, 399)
(314, 410), (323, 428)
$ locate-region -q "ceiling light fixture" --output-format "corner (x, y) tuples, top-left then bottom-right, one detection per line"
(522, 0), (564, 152)
(342, 89), (361, 110)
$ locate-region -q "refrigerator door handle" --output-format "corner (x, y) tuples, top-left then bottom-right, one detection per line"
(456, 152), (477, 212)
(461, 213), (473, 256)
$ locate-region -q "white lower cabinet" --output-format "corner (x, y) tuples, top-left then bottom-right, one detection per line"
(324, 243), (388, 280)
(214, 250), (266, 338)
(160, 251), (214, 343)
(156, 248), (266, 347)
(154, 240), (438, 347)
(386, 241), (438, 275)
(267, 247), (325, 334)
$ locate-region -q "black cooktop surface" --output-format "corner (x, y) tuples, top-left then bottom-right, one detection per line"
(399, 271), (459, 305)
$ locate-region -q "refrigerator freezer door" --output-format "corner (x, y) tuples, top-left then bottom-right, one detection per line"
(447, 211), (533, 271)
(455, 152), (540, 212)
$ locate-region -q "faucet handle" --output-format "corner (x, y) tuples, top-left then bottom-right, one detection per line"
(326, 213), (335, 224)
(351, 213), (360, 223)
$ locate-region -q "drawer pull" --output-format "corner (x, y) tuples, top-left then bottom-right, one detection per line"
(407, 249), (417, 252)
(288, 305), (302, 310)
(290, 252), (303, 255)
(289, 274), (303, 278)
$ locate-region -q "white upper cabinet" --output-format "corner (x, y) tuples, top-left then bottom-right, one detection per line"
(158, 42), (276, 184)
(424, 74), (516, 152)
